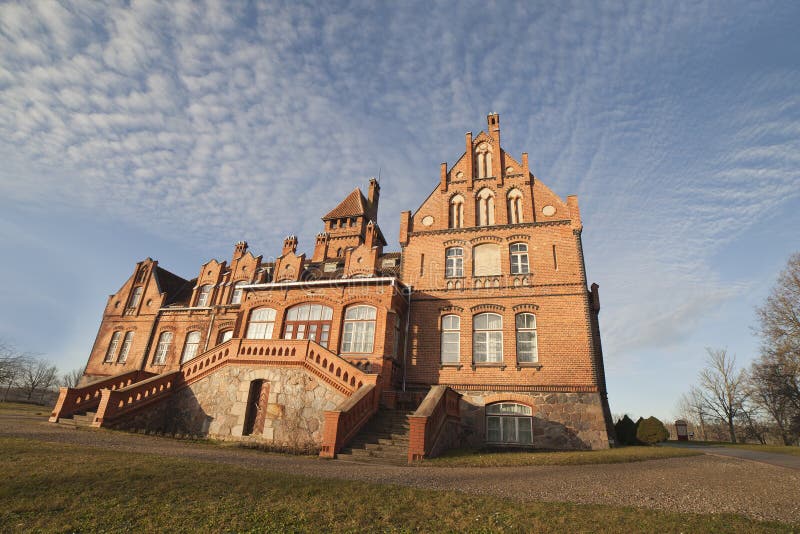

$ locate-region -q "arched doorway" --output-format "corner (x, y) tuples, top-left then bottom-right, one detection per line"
(283, 303), (334, 348)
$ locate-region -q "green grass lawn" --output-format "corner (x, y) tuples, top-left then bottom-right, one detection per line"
(1, 437), (793, 533)
(0, 401), (50, 415)
(425, 445), (702, 467)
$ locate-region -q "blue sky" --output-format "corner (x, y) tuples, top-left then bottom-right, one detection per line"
(1, 0), (798, 421)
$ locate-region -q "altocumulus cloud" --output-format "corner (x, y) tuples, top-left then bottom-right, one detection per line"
(1, 0), (799, 374)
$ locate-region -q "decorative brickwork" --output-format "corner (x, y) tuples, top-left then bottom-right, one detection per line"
(64, 114), (613, 457)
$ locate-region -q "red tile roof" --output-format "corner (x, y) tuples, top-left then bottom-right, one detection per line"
(323, 188), (368, 219)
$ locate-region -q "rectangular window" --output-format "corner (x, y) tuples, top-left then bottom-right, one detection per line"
(105, 332), (121, 363)
(117, 332), (134, 363)
(445, 248), (463, 278)
(440, 315), (461, 364)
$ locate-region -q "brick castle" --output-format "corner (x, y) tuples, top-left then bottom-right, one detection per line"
(51, 114), (614, 461)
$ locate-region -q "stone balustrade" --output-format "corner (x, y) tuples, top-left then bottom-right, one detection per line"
(408, 385), (461, 462)
(49, 370), (155, 422)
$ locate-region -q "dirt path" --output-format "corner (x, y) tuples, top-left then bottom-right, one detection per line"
(3, 410), (799, 524)
(666, 442), (800, 471)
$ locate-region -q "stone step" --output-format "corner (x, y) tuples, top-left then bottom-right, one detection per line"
(339, 449), (407, 461)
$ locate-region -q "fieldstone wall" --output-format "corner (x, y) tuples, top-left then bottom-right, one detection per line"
(458, 391), (610, 450)
(113, 366), (346, 448)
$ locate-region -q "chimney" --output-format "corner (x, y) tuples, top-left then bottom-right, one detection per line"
(439, 162), (448, 192)
(399, 210), (411, 247)
(465, 131), (474, 189)
(522, 152), (530, 177)
(368, 178), (380, 219)
(233, 240), (248, 261)
(282, 235), (298, 256)
(312, 232), (329, 262)
(365, 220), (377, 247)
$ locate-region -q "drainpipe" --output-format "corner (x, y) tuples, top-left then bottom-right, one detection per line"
(204, 309), (216, 352)
(401, 286), (412, 392)
(139, 309), (162, 372)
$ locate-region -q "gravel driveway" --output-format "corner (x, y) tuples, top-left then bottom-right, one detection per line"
(2, 410), (799, 524)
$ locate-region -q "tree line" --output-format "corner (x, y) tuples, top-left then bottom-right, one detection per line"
(0, 340), (82, 404)
(676, 253), (800, 445)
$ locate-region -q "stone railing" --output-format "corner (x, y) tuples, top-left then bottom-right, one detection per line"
(319, 381), (381, 458)
(49, 370), (155, 422)
(92, 371), (181, 427)
(408, 386), (461, 462)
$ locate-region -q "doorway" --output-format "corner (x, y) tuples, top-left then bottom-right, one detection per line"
(242, 379), (270, 436)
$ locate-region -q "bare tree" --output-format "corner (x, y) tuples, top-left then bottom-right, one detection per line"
(697, 348), (746, 443)
(753, 252), (800, 444)
(18, 358), (58, 402)
(0, 341), (32, 402)
(61, 368), (85, 389)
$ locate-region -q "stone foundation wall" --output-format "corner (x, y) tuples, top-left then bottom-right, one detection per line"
(458, 391), (610, 450)
(109, 366), (346, 448)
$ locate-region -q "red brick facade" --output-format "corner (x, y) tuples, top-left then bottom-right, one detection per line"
(74, 114), (613, 452)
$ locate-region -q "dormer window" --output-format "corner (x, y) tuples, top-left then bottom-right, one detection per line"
(230, 282), (246, 305)
(196, 285), (212, 307)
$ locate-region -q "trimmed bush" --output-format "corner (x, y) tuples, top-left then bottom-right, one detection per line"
(636, 416), (669, 444)
(614, 415), (639, 446)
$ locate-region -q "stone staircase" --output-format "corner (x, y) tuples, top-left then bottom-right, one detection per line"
(335, 408), (414, 465)
(54, 410), (96, 429)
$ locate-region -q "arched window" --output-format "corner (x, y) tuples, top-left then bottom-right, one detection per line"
(475, 142), (493, 178)
(341, 305), (376, 353)
(441, 315), (460, 364)
(473, 243), (501, 276)
(445, 247), (464, 278)
(516, 313), (538, 363)
(196, 284), (212, 307)
(153, 331), (173, 365)
(230, 281), (246, 305)
(510, 243), (529, 274)
(507, 189), (524, 224)
(473, 313), (502, 363)
(449, 195), (464, 229)
(218, 330), (233, 345)
(486, 402), (533, 444)
(475, 188), (495, 226)
(181, 331), (202, 363)
(283, 303), (333, 348)
(127, 287), (143, 310)
(246, 308), (276, 339)
(117, 331), (134, 363)
(105, 331), (121, 363)
(336, 247), (343, 257)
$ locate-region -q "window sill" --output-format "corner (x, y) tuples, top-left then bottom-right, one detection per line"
(439, 364), (463, 370)
(516, 363), (542, 370)
(471, 363), (507, 371)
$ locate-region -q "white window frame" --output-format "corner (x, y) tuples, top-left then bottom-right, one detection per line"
(230, 282), (246, 305)
(196, 285), (212, 307)
(510, 243), (530, 274)
(105, 331), (121, 363)
(486, 402), (533, 445)
(445, 247), (464, 278)
(341, 305), (376, 353)
(440, 315), (460, 364)
(473, 313), (503, 363)
(153, 331), (173, 365)
(516, 313), (538, 363)
(246, 308), (277, 340)
(181, 331), (202, 364)
(117, 331), (134, 364)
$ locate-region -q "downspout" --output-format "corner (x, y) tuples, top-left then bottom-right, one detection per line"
(402, 286), (412, 392)
(139, 309), (162, 372)
(204, 308), (216, 352)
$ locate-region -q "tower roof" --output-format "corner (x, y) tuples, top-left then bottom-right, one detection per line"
(322, 188), (368, 220)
